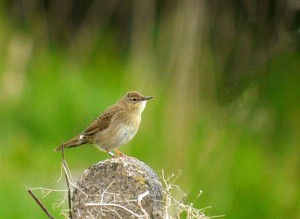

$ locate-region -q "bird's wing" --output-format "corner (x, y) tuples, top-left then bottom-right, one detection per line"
(82, 105), (120, 137)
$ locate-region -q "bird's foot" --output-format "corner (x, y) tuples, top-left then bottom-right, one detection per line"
(114, 149), (127, 157)
(107, 149), (128, 158)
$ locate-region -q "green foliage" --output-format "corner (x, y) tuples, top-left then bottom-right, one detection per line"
(1, 3), (300, 219)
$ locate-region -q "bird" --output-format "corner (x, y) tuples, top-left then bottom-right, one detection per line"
(53, 91), (153, 156)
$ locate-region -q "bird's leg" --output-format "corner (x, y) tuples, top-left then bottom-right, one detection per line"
(114, 149), (126, 157)
(108, 151), (115, 157)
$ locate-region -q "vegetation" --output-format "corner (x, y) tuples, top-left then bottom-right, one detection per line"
(0, 1), (299, 218)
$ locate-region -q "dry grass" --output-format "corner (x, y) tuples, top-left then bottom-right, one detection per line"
(160, 170), (224, 219)
(28, 155), (223, 219)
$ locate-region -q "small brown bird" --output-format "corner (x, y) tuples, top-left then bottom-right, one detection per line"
(54, 91), (153, 156)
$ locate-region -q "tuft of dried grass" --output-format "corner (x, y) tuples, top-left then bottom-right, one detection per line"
(28, 149), (223, 219)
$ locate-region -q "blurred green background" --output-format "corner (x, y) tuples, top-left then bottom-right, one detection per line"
(0, 1), (300, 218)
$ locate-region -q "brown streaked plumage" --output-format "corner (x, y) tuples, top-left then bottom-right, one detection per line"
(54, 91), (153, 156)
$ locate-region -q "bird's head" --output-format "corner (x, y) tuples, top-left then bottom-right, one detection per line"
(120, 91), (153, 113)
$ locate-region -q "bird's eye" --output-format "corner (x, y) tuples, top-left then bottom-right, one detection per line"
(132, 98), (138, 102)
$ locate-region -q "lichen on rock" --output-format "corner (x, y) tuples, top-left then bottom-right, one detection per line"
(72, 156), (163, 219)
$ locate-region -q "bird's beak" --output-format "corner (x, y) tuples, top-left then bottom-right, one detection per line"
(142, 96), (154, 101)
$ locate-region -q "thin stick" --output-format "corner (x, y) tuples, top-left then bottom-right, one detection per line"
(137, 190), (150, 218)
(86, 202), (143, 218)
(27, 189), (55, 219)
(61, 144), (72, 219)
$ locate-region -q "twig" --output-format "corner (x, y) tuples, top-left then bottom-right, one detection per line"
(61, 143), (72, 219)
(27, 189), (55, 219)
(86, 202), (144, 218)
(137, 191), (150, 218)
(99, 181), (115, 214)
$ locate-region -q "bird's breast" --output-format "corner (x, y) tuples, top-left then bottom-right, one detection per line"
(93, 111), (142, 151)
(117, 124), (139, 145)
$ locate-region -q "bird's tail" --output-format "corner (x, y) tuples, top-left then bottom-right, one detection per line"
(53, 135), (89, 152)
